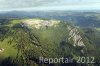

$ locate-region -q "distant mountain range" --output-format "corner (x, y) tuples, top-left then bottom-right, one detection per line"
(0, 11), (100, 27)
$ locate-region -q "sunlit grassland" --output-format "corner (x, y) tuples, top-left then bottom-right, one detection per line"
(5, 19), (21, 27)
(96, 28), (100, 31)
(0, 38), (18, 60)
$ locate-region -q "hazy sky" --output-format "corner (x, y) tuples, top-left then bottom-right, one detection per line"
(0, 0), (100, 11)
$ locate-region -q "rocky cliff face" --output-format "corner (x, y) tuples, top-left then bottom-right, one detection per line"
(22, 19), (60, 29)
(68, 26), (85, 47)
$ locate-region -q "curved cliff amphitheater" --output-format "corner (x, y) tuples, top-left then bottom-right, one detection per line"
(22, 19), (60, 29)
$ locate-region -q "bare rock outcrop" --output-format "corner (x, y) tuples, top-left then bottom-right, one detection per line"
(68, 26), (85, 47)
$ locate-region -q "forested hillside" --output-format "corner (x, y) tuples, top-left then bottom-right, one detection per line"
(0, 18), (100, 66)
